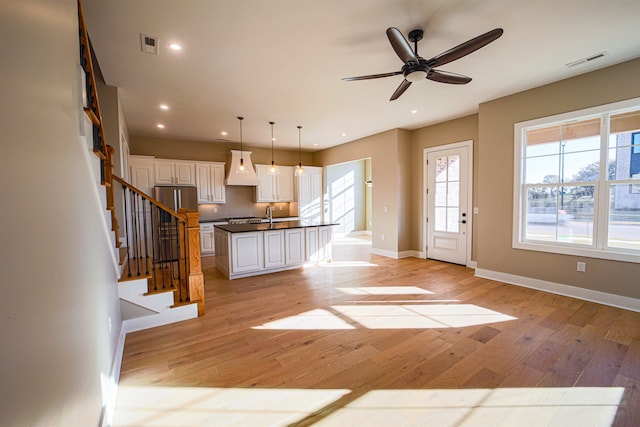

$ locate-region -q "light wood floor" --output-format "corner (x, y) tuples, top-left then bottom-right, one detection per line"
(113, 237), (640, 426)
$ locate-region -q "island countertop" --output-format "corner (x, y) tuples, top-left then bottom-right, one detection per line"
(215, 221), (337, 233)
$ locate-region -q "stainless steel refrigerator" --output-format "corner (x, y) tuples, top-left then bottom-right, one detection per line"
(153, 186), (197, 262)
(154, 186), (198, 212)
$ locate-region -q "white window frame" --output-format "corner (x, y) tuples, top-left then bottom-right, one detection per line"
(513, 97), (640, 264)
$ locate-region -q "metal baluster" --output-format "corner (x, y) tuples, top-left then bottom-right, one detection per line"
(132, 193), (140, 275)
(175, 216), (183, 302)
(123, 187), (132, 278)
(150, 204), (158, 291)
(142, 198), (149, 275)
(160, 211), (167, 290)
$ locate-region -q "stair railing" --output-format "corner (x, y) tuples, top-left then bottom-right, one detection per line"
(113, 176), (205, 315)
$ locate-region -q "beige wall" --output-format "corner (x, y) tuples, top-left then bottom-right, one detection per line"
(410, 114), (479, 258)
(477, 58), (640, 299)
(1, 1), (121, 424)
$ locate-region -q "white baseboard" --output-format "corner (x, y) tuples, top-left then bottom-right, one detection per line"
(346, 230), (372, 237)
(371, 249), (423, 259)
(467, 260), (477, 269)
(475, 268), (640, 312)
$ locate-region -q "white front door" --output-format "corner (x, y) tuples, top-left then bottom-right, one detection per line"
(426, 144), (471, 265)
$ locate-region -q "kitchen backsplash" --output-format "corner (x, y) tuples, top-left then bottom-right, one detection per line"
(198, 186), (291, 222)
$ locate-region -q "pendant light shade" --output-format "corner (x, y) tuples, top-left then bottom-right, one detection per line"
(269, 121), (279, 175)
(295, 125), (304, 176)
(235, 116), (249, 174)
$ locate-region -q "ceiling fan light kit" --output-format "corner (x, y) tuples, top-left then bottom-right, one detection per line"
(343, 27), (503, 101)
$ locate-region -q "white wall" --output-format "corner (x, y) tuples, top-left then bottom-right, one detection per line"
(0, 1), (122, 425)
(326, 159), (367, 236)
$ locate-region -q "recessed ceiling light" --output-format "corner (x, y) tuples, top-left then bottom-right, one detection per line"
(313, 143), (318, 146)
(159, 104), (169, 110)
(156, 124), (165, 129)
(221, 131), (228, 136)
(341, 133), (347, 137)
(168, 43), (182, 51)
(411, 109), (418, 114)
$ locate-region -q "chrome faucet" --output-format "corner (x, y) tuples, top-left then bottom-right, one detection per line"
(266, 206), (274, 225)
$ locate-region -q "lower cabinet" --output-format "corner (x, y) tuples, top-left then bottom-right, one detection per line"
(231, 232), (263, 274)
(263, 230), (285, 269)
(200, 224), (215, 256)
(285, 229), (305, 265)
(305, 226), (333, 262)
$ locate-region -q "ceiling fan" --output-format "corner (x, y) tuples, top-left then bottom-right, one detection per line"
(343, 27), (503, 101)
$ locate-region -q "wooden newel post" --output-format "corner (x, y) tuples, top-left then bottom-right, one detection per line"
(179, 208), (205, 316)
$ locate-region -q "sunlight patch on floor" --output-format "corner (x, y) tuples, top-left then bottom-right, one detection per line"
(336, 286), (434, 295)
(252, 308), (356, 330)
(332, 304), (516, 329)
(252, 304), (515, 330)
(112, 386), (350, 427)
(313, 387), (624, 427)
(111, 386), (623, 427)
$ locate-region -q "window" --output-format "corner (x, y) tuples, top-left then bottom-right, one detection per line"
(514, 98), (640, 263)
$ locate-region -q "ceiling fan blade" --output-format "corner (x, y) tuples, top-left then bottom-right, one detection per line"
(427, 69), (472, 84)
(386, 27), (419, 64)
(427, 28), (503, 68)
(342, 71), (403, 81)
(390, 79), (412, 101)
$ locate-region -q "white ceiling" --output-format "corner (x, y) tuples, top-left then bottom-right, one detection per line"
(83, 0), (640, 151)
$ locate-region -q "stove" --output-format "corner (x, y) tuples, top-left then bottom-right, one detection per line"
(226, 216), (263, 224)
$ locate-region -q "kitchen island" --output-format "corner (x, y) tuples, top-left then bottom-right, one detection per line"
(214, 221), (335, 279)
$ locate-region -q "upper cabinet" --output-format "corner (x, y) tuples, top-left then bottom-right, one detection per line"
(296, 166), (323, 223)
(195, 162), (226, 204)
(255, 165), (294, 202)
(129, 155), (155, 196)
(154, 159), (196, 185)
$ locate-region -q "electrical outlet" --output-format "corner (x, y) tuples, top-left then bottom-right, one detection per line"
(381, 234), (385, 241)
(577, 261), (586, 272)
(279, 205), (283, 211)
(213, 207), (218, 213)
(474, 207), (479, 214)
(384, 206), (388, 213)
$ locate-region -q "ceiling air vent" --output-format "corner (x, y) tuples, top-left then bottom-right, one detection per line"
(566, 51), (608, 68)
(140, 34), (159, 55)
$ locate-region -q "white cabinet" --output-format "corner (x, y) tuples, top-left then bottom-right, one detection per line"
(129, 155), (155, 196)
(255, 165), (294, 202)
(305, 227), (319, 262)
(306, 225), (333, 262)
(155, 159), (196, 185)
(231, 232), (263, 274)
(263, 230), (285, 269)
(285, 229), (305, 265)
(195, 162), (226, 204)
(296, 166), (323, 223)
(200, 223), (215, 256)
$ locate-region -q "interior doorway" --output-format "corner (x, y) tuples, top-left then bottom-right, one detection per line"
(424, 141), (473, 265)
(325, 158), (372, 238)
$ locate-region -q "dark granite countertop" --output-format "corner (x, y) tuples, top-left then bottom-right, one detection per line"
(215, 221), (337, 233)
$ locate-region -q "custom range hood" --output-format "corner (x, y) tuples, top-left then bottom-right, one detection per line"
(225, 150), (260, 186)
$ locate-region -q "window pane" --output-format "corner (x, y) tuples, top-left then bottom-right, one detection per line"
(435, 182), (447, 206)
(609, 184), (640, 250)
(447, 208), (459, 232)
(448, 155), (460, 181)
(609, 131), (640, 181)
(435, 157), (448, 182)
(526, 155), (559, 184)
(434, 207), (446, 232)
(447, 182), (459, 206)
(563, 150), (601, 183)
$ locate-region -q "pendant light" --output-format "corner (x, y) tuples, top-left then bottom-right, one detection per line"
(235, 116), (249, 174)
(295, 125), (304, 176)
(269, 121), (279, 175)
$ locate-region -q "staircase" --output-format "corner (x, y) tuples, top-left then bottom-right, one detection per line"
(78, 0), (204, 332)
